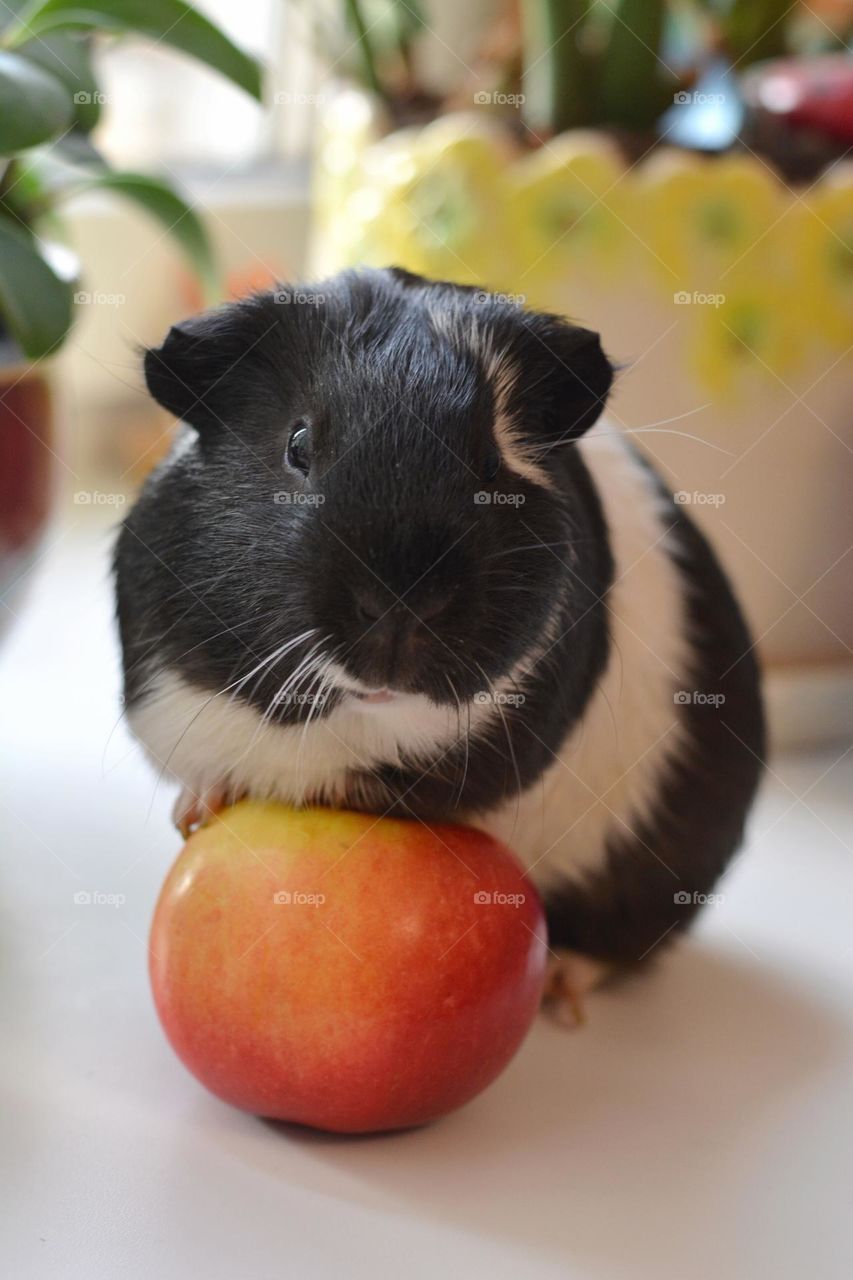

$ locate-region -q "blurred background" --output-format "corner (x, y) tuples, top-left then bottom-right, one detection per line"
(2, 0), (852, 748)
(2, 6), (853, 1278)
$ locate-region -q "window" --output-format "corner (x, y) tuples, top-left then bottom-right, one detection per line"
(94, 0), (287, 170)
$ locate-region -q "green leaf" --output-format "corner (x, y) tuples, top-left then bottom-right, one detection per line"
(2, 138), (101, 221)
(6, 0), (262, 100)
(521, 0), (592, 134)
(0, 217), (74, 357)
(16, 31), (103, 132)
(343, 0), (384, 99)
(373, 0), (426, 47)
(60, 170), (219, 299)
(0, 48), (72, 152)
(596, 0), (669, 130)
(723, 0), (793, 66)
(388, 0), (425, 30)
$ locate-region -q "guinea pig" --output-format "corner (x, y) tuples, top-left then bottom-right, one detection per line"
(115, 267), (764, 1018)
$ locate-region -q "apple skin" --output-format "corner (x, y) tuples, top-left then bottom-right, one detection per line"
(149, 802), (548, 1134)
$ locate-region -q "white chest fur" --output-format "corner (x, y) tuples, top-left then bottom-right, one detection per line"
(129, 670), (504, 814)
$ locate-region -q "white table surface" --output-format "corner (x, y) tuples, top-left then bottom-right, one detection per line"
(2, 516), (852, 1280)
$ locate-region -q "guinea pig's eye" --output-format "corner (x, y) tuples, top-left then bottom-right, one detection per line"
(285, 421), (312, 476)
(482, 446), (501, 483)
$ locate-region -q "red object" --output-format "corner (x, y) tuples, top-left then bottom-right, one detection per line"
(0, 361), (53, 633)
(0, 363), (52, 553)
(743, 54), (853, 144)
(149, 803), (548, 1134)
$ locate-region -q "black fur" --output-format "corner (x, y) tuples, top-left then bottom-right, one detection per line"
(116, 267), (764, 972)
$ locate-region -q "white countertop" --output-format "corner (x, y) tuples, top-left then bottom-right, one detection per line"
(2, 518), (852, 1280)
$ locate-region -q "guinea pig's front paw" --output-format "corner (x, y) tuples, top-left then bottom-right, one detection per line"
(172, 783), (245, 838)
(542, 950), (609, 1029)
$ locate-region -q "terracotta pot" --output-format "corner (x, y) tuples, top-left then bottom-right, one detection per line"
(0, 343), (53, 639)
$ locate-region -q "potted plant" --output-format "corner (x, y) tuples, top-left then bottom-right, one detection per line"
(0, 0), (261, 627)
(311, 0), (853, 681)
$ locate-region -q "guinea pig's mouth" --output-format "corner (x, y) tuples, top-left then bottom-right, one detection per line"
(324, 658), (458, 707)
(352, 687), (397, 705)
(324, 662), (403, 705)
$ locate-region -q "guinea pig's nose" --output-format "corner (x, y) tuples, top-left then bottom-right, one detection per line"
(350, 578), (457, 688)
(413, 588), (455, 625)
(352, 587), (388, 625)
(352, 583), (453, 630)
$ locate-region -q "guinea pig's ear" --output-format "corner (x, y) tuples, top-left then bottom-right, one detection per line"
(143, 302), (268, 431)
(384, 265), (428, 290)
(516, 314), (614, 443)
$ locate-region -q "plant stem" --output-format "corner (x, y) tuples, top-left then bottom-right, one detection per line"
(344, 0), (385, 101)
(520, 0), (591, 136)
(596, 0), (668, 130)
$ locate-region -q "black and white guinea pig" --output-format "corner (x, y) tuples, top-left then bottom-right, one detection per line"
(115, 267), (764, 1011)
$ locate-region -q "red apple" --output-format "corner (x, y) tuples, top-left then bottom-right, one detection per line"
(149, 802), (547, 1133)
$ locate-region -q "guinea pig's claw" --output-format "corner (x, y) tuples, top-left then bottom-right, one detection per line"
(173, 785), (230, 838)
(542, 950), (607, 1029)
